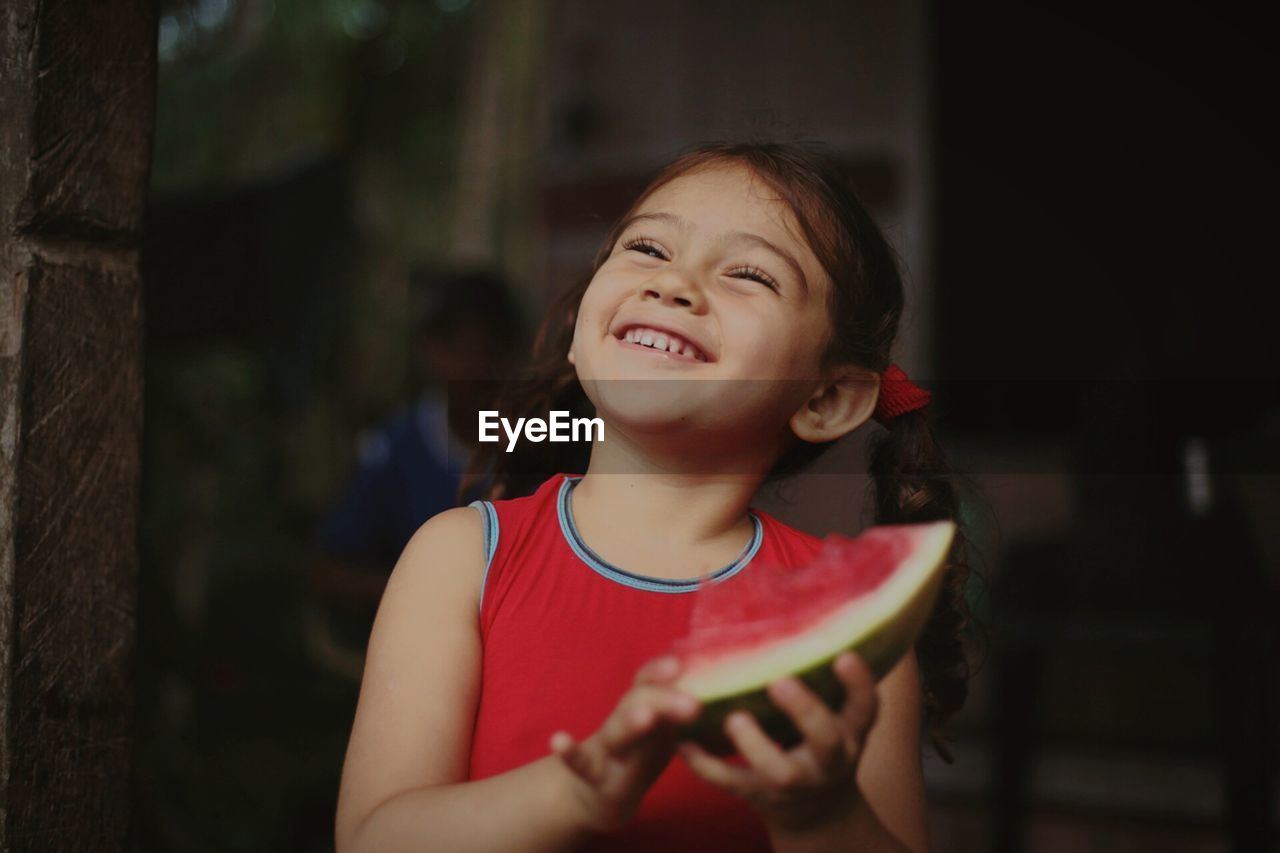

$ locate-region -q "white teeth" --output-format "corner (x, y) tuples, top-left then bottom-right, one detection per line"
(621, 325), (707, 361)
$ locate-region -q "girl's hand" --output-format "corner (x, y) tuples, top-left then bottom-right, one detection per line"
(549, 656), (701, 833)
(678, 651), (880, 834)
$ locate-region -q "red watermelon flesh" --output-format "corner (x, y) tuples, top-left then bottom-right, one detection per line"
(672, 520), (955, 753)
(674, 530), (907, 664)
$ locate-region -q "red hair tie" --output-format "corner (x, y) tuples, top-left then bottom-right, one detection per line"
(873, 363), (931, 426)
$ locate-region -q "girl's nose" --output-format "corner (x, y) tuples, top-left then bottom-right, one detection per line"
(639, 270), (708, 312)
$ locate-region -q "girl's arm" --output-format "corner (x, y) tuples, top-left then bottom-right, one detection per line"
(849, 650), (930, 850)
(334, 507), (701, 853)
(334, 507), (590, 853)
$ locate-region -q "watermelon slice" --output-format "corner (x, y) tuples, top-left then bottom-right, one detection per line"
(672, 519), (955, 754)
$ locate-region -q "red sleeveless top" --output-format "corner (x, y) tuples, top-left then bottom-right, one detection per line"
(466, 472), (825, 850)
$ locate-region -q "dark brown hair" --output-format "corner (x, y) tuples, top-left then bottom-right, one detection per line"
(462, 140), (976, 756)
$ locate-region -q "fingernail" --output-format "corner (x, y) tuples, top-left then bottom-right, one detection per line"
(772, 677), (801, 697)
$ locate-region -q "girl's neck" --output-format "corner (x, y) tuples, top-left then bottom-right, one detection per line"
(571, 428), (769, 562)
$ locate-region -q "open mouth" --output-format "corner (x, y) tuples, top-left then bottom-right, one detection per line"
(614, 324), (711, 362)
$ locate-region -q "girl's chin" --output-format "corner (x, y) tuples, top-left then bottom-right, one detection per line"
(584, 381), (711, 422)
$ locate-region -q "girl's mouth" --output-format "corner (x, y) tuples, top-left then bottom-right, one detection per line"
(613, 325), (710, 363)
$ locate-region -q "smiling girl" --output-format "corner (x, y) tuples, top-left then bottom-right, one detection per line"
(334, 142), (973, 852)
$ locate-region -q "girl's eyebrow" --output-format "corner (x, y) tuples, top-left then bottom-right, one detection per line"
(619, 211), (809, 294)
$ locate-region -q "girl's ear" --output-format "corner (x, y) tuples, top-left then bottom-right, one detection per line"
(788, 368), (879, 443)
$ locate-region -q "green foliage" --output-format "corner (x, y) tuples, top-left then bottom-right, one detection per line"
(152, 0), (474, 216)
(138, 2), (480, 849)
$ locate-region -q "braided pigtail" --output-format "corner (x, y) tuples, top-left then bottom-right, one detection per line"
(867, 407), (975, 761)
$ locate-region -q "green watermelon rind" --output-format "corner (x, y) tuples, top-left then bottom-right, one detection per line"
(674, 520), (955, 755)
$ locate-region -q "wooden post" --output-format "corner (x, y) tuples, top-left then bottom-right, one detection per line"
(0, 0), (155, 849)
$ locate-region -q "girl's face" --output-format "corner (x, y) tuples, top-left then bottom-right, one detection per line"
(569, 163), (838, 447)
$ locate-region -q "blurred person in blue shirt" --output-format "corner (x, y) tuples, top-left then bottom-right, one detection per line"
(307, 268), (523, 672)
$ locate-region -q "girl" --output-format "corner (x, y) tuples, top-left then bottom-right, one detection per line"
(334, 142), (973, 852)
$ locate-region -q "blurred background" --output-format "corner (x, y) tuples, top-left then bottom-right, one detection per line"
(132, 0), (1278, 850)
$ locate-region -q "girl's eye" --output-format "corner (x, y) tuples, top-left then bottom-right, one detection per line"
(619, 236), (778, 292)
(728, 265), (779, 292)
(621, 237), (668, 260)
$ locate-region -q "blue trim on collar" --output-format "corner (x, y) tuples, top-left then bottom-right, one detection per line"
(556, 475), (762, 594)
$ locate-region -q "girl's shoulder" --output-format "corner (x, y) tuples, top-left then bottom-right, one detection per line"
(465, 470), (576, 537)
(461, 472), (574, 587)
(375, 505), (489, 625)
(746, 505), (827, 566)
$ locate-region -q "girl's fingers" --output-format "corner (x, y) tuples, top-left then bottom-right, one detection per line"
(724, 711), (810, 787)
(600, 703), (656, 752)
(663, 689), (701, 723)
(678, 741), (756, 796)
(634, 655), (681, 686)
(599, 689), (699, 753)
(767, 676), (842, 763)
(833, 653), (879, 739)
(550, 730), (598, 783)
(550, 730), (575, 755)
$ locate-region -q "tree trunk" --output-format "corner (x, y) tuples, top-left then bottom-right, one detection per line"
(0, 1), (155, 850)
